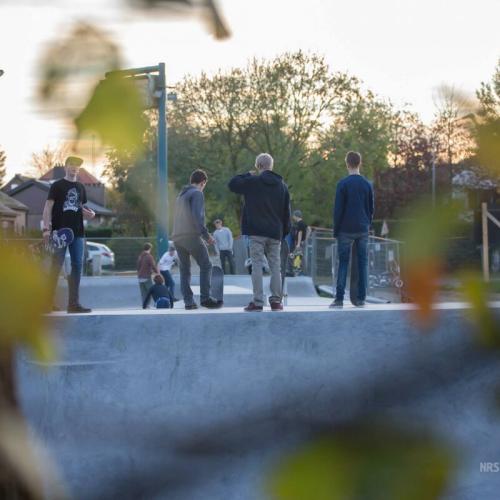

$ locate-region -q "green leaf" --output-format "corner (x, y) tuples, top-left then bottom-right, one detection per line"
(268, 423), (454, 500)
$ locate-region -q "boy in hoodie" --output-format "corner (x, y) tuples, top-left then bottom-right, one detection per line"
(229, 153), (291, 311)
(142, 274), (173, 309)
(137, 242), (159, 308)
(171, 169), (221, 310)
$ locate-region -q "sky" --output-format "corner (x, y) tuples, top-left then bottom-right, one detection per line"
(0, 0), (499, 180)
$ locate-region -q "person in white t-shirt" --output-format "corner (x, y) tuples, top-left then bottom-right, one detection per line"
(158, 246), (179, 300)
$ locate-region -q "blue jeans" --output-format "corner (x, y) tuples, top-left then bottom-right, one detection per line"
(160, 270), (176, 298)
(50, 237), (84, 307)
(335, 232), (368, 302)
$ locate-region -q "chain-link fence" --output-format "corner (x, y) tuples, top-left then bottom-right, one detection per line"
(304, 229), (403, 301)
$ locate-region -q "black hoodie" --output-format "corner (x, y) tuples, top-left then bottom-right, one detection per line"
(228, 170), (291, 240)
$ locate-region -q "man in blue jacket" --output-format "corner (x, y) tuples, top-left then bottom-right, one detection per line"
(331, 151), (374, 308)
(229, 153), (291, 311)
(171, 169), (221, 310)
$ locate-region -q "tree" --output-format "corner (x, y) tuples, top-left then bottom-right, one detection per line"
(104, 146), (156, 237)
(168, 51), (362, 228)
(475, 59), (500, 174)
(431, 85), (475, 165)
(105, 51), (397, 230)
(0, 148), (6, 187)
(313, 91), (394, 224)
(30, 144), (71, 177)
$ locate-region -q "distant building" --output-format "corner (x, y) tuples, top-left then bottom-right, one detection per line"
(2, 166), (113, 232)
(0, 190), (28, 235)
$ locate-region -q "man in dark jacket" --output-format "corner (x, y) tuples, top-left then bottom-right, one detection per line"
(229, 153), (291, 311)
(331, 151), (374, 308)
(171, 169), (221, 310)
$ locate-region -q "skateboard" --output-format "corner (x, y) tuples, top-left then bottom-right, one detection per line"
(49, 228), (74, 251)
(34, 227), (74, 256)
(211, 265), (224, 304)
(280, 239), (289, 302)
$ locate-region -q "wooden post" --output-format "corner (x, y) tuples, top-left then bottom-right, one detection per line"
(482, 202), (490, 282)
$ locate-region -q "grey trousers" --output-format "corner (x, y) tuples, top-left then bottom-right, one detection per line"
(139, 278), (153, 307)
(249, 236), (282, 306)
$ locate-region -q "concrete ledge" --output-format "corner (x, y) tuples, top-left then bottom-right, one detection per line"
(17, 304), (500, 499)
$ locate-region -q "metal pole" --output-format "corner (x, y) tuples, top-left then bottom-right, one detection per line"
(157, 62), (169, 258)
(431, 151), (436, 208)
(482, 202), (490, 282)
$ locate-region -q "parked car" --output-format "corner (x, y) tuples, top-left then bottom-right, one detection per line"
(64, 241), (115, 275)
(86, 242), (115, 268)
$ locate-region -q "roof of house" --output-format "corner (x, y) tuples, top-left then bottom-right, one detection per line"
(7, 179), (113, 215)
(40, 166), (102, 185)
(0, 201), (18, 217)
(0, 190), (29, 211)
(85, 200), (114, 216)
(7, 179), (50, 196)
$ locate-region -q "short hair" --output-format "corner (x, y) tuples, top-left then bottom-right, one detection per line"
(65, 156), (83, 167)
(143, 243), (152, 251)
(190, 169), (208, 184)
(255, 153), (274, 171)
(293, 210), (302, 218)
(345, 151), (362, 169)
(153, 274), (165, 285)
(214, 219), (222, 224)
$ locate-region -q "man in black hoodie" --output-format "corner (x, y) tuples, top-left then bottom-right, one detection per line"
(229, 153), (291, 311)
(171, 169), (221, 310)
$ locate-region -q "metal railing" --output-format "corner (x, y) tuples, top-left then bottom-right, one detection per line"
(304, 229), (403, 301)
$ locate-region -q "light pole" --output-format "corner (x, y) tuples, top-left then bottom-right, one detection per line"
(105, 63), (171, 258)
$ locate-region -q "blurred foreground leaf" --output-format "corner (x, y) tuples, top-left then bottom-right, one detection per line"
(74, 76), (147, 152)
(460, 272), (500, 348)
(37, 22), (122, 117)
(0, 408), (68, 500)
(0, 244), (54, 362)
(397, 200), (463, 326)
(476, 119), (500, 175)
(268, 424), (454, 500)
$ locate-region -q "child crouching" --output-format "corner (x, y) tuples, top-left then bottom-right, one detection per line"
(143, 274), (174, 309)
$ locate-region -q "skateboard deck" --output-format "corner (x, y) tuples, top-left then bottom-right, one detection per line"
(50, 228), (74, 250)
(349, 240), (359, 305)
(280, 239), (289, 300)
(211, 265), (224, 303)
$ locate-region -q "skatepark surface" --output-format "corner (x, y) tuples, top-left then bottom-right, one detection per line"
(55, 274), (320, 309)
(17, 298), (500, 500)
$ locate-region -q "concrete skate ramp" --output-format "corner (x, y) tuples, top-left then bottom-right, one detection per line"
(55, 275), (255, 308)
(283, 276), (317, 297)
(17, 303), (500, 500)
(55, 275), (318, 309)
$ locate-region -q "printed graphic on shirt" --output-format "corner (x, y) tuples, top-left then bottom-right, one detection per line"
(63, 188), (80, 212)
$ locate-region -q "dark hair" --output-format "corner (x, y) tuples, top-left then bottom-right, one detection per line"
(345, 151), (362, 168)
(154, 274), (165, 285)
(143, 243), (152, 251)
(190, 169), (208, 185)
(214, 219), (222, 224)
